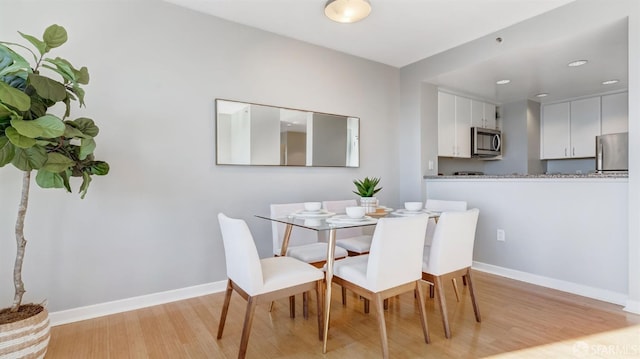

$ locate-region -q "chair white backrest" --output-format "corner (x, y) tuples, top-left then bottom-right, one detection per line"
(424, 199), (468, 247)
(322, 199), (365, 239)
(425, 208), (480, 276)
(270, 203), (321, 255)
(366, 214), (429, 292)
(217, 213), (264, 294)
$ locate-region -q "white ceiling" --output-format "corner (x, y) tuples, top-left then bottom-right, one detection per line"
(165, 0), (629, 104)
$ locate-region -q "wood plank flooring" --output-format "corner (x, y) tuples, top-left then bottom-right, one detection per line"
(46, 271), (640, 358)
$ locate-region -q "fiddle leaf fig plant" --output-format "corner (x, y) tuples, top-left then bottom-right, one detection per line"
(352, 176), (382, 197)
(0, 24), (109, 314)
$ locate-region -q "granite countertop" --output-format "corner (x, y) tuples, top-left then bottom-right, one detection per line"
(424, 172), (628, 179)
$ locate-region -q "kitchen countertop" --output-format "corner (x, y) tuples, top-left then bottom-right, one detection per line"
(424, 172), (628, 179)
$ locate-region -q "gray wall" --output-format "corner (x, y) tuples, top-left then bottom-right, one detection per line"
(0, 0), (400, 311)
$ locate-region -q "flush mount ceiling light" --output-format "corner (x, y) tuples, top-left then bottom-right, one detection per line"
(325, 0), (372, 23)
(535, 93), (549, 98)
(496, 79), (511, 85)
(567, 59), (588, 67)
(602, 79), (619, 85)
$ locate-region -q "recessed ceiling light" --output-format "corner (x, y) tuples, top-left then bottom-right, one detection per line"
(325, 0), (372, 23)
(496, 79), (511, 85)
(567, 60), (588, 67)
(602, 79), (619, 85)
(535, 93), (549, 98)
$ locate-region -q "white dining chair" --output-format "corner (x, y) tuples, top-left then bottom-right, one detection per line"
(217, 213), (324, 359)
(424, 199), (468, 300)
(270, 203), (348, 317)
(421, 208), (481, 339)
(322, 199), (373, 256)
(330, 215), (431, 358)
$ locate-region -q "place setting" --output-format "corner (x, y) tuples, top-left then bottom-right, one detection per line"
(326, 206), (377, 225)
(392, 202), (432, 216)
(290, 202), (335, 218)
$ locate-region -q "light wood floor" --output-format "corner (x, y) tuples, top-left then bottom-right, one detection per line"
(46, 271), (640, 358)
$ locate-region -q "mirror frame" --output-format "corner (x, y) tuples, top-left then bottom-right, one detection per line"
(215, 99), (360, 167)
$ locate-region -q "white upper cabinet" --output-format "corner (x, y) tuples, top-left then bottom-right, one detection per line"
(570, 97), (601, 158)
(541, 96), (601, 159)
(601, 92), (628, 135)
(438, 92), (471, 158)
(471, 100), (497, 129)
(541, 102), (570, 159)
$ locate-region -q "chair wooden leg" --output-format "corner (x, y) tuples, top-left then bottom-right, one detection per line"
(238, 297), (257, 359)
(373, 293), (389, 359)
(429, 283), (434, 298)
(217, 279), (233, 339)
(289, 295), (296, 318)
(364, 298), (370, 314)
(342, 287), (347, 306)
(462, 275), (467, 286)
(303, 292), (309, 319)
(415, 281), (431, 343)
(383, 298), (389, 310)
(434, 275), (452, 338)
(452, 278), (461, 302)
(315, 280), (324, 341)
(466, 269), (482, 322)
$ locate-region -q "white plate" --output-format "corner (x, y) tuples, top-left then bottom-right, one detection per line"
(326, 215), (376, 224)
(395, 209), (424, 214)
(291, 210), (335, 218)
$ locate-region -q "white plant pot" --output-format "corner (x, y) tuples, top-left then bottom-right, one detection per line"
(359, 197), (378, 214)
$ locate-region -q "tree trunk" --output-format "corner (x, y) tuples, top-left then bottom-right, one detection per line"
(12, 171), (31, 312)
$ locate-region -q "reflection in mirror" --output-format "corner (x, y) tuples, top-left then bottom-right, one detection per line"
(216, 99), (359, 167)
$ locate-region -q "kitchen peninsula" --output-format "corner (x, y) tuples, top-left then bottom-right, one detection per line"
(424, 173), (628, 306)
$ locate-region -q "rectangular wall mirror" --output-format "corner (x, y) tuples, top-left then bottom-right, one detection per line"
(215, 99), (360, 167)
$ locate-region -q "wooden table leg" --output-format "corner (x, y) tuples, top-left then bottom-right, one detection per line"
(322, 228), (337, 353)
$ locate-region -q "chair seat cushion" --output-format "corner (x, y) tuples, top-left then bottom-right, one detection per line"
(333, 255), (370, 289)
(336, 235), (373, 254)
(257, 257), (324, 295)
(287, 242), (348, 263)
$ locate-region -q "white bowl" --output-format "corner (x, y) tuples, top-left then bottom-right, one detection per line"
(404, 202), (423, 211)
(304, 202), (322, 212)
(345, 206), (366, 219)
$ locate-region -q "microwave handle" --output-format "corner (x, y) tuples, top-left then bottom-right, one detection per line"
(493, 134), (501, 151)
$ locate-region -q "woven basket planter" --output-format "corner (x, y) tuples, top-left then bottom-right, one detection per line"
(0, 307), (50, 359)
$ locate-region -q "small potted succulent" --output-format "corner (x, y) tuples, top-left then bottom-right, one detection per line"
(353, 177), (382, 213)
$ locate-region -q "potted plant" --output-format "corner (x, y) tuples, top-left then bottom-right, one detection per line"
(352, 176), (382, 213)
(0, 24), (109, 358)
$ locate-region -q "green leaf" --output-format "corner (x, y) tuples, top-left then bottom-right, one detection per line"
(76, 66), (89, 85)
(63, 123), (87, 138)
(28, 73), (67, 102)
(88, 161), (109, 175)
(0, 44), (32, 77)
(69, 117), (98, 137)
(36, 169), (66, 188)
(79, 171), (92, 199)
(10, 118), (43, 138)
(61, 169), (71, 192)
(5, 126), (36, 148)
(43, 24), (67, 49)
(0, 81), (30, 111)
(33, 114), (65, 138)
(42, 57), (75, 82)
(70, 85), (85, 107)
(11, 145), (47, 171)
(18, 31), (47, 55)
(43, 152), (75, 172)
(79, 137), (96, 160)
(0, 102), (19, 121)
(0, 136), (15, 166)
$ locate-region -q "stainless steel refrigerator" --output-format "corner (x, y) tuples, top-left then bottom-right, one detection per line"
(596, 132), (628, 172)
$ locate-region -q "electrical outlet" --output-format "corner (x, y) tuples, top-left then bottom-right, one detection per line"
(497, 229), (505, 241)
(428, 160), (434, 170)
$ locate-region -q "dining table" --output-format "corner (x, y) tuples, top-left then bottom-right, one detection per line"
(256, 208), (440, 353)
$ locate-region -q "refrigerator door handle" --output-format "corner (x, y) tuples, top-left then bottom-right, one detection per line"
(596, 141), (603, 171)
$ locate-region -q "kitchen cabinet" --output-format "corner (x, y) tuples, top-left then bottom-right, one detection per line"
(541, 97), (601, 159)
(438, 92), (471, 158)
(601, 92), (628, 135)
(471, 100), (497, 129)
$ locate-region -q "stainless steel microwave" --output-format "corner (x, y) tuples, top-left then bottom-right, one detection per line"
(471, 127), (502, 157)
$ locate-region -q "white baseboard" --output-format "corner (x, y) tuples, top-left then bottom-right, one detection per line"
(49, 280), (228, 326)
(624, 299), (640, 314)
(472, 261), (628, 307)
